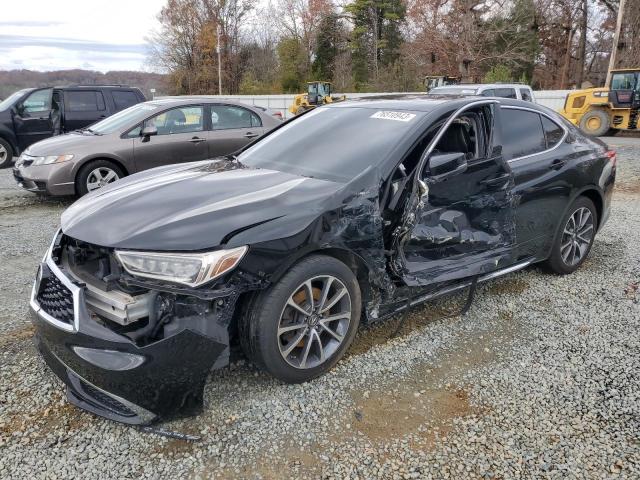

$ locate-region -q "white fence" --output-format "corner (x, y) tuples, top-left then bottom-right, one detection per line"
(160, 90), (571, 119)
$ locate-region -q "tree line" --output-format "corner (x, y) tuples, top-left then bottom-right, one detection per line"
(149, 0), (640, 95)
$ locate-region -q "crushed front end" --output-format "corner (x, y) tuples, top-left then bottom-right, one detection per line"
(30, 231), (246, 424)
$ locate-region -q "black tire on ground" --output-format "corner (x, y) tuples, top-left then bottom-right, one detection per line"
(579, 109), (610, 136)
(544, 196), (598, 275)
(239, 255), (361, 384)
(0, 138), (14, 168)
(75, 159), (124, 196)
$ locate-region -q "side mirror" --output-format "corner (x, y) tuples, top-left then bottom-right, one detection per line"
(141, 125), (158, 140)
(426, 152), (467, 181)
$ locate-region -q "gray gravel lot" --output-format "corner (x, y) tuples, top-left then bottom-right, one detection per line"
(1, 138), (639, 479)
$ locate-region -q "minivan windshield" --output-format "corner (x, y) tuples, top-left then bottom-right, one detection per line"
(89, 103), (159, 134)
(0, 89), (29, 111)
(237, 106), (425, 183)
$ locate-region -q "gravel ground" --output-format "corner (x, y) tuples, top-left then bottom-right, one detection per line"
(0, 138), (638, 479)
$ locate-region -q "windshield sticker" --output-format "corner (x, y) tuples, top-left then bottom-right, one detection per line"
(370, 111), (416, 122)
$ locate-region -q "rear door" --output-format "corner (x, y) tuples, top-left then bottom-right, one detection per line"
(132, 105), (208, 171)
(205, 104), (265, 157)
(12, 88), (54, 150)
(62, 89), (109, 131)
(391, 101), (517, 286)
(500, 106), (574, 257)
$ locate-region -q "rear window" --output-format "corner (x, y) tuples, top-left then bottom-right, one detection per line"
(65, 91), (105, 112)
(238, 107), (425, 183)
(112, 90), (140, 111)
(501, 108), (546, 159)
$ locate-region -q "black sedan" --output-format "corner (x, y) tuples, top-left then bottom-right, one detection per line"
(30, 96), (616, 424)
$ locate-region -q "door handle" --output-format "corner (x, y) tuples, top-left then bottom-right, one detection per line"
(479, 173), (511, 187)
(549, 158), (566, 170)
(244, 132), (259, 139)
(188, 137), (205, 143)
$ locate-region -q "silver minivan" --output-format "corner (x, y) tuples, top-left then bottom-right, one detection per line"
(428, 83), (536, 102)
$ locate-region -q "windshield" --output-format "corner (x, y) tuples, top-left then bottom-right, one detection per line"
(237, 106), (425, 183)
(0, 89), (29, 111)
(611, 72), (637, 90)
(88, 103), (159, 134)
(429, 87), (478, 95)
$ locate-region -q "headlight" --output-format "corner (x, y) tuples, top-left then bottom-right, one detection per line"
(115, 246), (248, 287)
(31, 154), (74, 166)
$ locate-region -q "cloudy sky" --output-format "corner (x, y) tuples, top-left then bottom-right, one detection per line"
(0, 0), (166, 72)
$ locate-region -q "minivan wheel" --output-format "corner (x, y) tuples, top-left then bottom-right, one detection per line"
(545, 196), (597, 274)
(76, 160), (124, 196)
(240, 255), (361, 383)
(0, 138), (13, 168)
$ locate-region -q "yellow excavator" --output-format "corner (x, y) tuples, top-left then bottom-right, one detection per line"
(289, 81), (346, 115)
(559, 68), (640, 136)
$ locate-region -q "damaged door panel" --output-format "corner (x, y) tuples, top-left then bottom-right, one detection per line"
(391, 101), (517, 286)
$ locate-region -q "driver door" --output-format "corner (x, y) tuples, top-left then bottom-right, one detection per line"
(13, 88), (54, 150)
(392, 103), (516, 286)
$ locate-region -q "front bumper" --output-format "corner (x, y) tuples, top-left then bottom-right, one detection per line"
(13, 161), (76, 196)
(30, 239), (232, 424)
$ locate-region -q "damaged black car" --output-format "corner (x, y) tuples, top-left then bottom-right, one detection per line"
(30, 96), (616, 425)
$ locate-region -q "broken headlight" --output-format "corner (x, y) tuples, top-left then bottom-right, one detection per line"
(115, 246), (248, 287)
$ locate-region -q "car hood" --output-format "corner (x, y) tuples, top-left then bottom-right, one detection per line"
(26, 131), (102, 155)
(61, 160), (346, 251)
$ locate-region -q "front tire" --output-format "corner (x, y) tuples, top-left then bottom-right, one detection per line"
(0, 138), (14, 168)
(76, 160), (124, 196)
(240, 255), (361, 383)
(579, 109), (610, 136)
(545, 196), (597, 274)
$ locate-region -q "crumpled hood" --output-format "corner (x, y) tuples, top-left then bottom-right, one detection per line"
(61, 160), (345, 251)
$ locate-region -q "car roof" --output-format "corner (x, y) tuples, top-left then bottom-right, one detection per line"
(432, 84), (531, 90)
(324, 94), (551, 116)
(147, 97), (263, 109)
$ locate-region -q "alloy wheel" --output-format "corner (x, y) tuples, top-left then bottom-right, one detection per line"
(86, 167), (119, 192)
(0, 144), (6, 163)
(560, 207), (594, 266)
(277, 275), (351, 369)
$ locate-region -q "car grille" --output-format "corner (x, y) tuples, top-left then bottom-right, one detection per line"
(79, 380), (136, 417)
(37, 273), (74, 325)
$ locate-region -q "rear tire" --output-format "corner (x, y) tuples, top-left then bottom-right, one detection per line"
(579, 109), (610, 136)
(76, 160), (124, 196)
(0, 138), (14, 168)
(240, 255), (361, 383)
(545, 196), (598, 275)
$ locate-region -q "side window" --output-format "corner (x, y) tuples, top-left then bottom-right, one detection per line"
(433, 111), (487, 163)
(541, 116), (564, 148)
(495, 88), (517, 99)
(146, 106), (204, 135)
(480, 89), (495, 97)
(65, 91), (106, 112)
(112, 91), (140, 111)
(20, 88), (52, 114)
(501, 108), (546, 159)
(520, 88), (533, 102)
(211, 105), (260, 130)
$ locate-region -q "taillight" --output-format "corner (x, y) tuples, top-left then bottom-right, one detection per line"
(606, 150), (617, 166)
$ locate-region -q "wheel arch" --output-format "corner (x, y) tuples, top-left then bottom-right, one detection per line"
(72, 156), (130, 192)
(0, 131), (18, 156)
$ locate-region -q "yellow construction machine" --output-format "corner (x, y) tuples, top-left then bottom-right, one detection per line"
(559, 68), (640, 136)
(289, 81), (346, 115)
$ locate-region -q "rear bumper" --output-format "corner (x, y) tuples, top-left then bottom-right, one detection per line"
(30, 238), (231, 424)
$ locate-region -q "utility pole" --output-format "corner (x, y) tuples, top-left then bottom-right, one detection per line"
(606, 0), (626, 87)
(217, 23), (222, 95)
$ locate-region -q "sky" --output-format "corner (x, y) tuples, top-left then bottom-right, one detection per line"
(0, 0), (166, 72)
